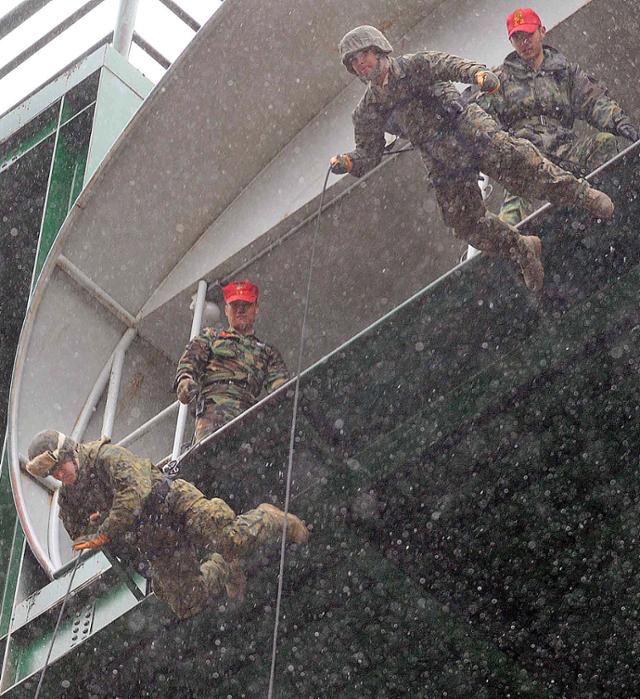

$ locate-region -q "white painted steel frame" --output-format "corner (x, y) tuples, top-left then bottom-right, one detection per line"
(171, 279), (207, 460)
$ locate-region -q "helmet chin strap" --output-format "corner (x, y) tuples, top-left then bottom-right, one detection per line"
(50, 431), (67, 462)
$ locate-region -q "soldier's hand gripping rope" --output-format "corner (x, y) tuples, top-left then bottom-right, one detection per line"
(474, 69), (500, 93)
(329, 153), (353, 174)
(617, 123), (639, 143)
(72, 532), (108, 551)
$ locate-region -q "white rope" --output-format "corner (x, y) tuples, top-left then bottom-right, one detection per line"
(267, 166), (332, 698)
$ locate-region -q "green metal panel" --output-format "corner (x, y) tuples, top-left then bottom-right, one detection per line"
(0, 52), (152, 699)
(0, 118), (58, 175)
(0, 448), (23, 639)
(34, 106), (94, 279)
(0, 550), (147, 695)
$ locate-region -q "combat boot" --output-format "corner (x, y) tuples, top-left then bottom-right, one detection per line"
(581, 186), (614, 219)
(257, 503), (310, 544)
(514, 235), (544, 292)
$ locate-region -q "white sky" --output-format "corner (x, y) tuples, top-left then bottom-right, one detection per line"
(0, 0), (222, 116)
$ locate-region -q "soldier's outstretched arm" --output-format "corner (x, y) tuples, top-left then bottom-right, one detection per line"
(344, 97), (388, 177)
(410, 51), (488, 86)
(570, 64), (636, 137)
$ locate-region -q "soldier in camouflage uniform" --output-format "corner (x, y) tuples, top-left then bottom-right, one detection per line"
(175, 280), (290, 442)
(475, 7), (639, 225)
(330, 25), (616, 292)
(26, 430), (309, 620)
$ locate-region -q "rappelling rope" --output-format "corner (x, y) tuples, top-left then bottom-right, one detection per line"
(266, 145), (415, 696)
(266, 165), (332, 698)
(33, 552), (84, 699)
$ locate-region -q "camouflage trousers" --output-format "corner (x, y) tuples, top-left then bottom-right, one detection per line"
(429, 105), (590, 258)
(194, 400), (245, 442)
(499, 132), (621, 225)
(141, 478), (285, 619)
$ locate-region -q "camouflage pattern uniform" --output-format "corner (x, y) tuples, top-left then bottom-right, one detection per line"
(59, 438), (287, 619)
(346, 52), (592, 257)
(174, 327), (290, 441)
(476, 46), (633, 224)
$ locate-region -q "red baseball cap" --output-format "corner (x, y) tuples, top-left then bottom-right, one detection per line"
(223, 280), (259, 303)
(507, 8), (542, 37)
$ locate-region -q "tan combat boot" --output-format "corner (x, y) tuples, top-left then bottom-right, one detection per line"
(514, 235), (544, 292)
(581, 187), (614, 219)
(258, 503), (310, 544)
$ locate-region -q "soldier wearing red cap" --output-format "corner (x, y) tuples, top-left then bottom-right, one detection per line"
(475, 7), (638, 224)
(330, 24), (617, 293)
(174, 281), (290, 442)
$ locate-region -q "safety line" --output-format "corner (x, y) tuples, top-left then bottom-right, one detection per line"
(33, 552), (83, 699)
(266, 165), (332, 698)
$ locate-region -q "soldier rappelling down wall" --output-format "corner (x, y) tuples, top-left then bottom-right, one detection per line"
(329, 26), (616, 292)
(26, 431), (309, 620)
(474, 7), (639, 225)
(175, 281), (290, 442)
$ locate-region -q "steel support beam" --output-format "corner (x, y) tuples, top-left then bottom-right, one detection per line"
(0, 0), (54, 42)
(117, 400), (179, 448)
(113, 0), (140, 58)
(0, 0), (106, 81)
(171, 280), (207, 460)
(57, 255), (136, 328)
(101, 328), (137, 440)
(132, 31), (171, 69)
(156, 0), (201, 32)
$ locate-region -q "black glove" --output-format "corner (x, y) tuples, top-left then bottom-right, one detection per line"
(617, 123), (639, 143)
(329, 154), (353, 175)
(474, 70), (500, 94)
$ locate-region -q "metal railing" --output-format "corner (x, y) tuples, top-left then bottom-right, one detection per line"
(0, 0), (204, 110)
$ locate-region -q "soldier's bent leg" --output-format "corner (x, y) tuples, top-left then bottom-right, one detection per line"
(194, 402), (234, 442)
(478, 130), (591, 208)
(166, 478), (237, 555)
(498, 131), (620, 226)
(219, 503), (309, 561)
(432, 172), (544, 291)
(559, 132), (621, 173)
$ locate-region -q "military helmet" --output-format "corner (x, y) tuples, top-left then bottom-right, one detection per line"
(339, 25), (393, 74)
(26, 430), (75, 478)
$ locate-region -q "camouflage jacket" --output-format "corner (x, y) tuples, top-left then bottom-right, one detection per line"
(174, 327), (290, 411)
(58, 438), (163, 543)
(475, 46), (633, 154)
(346, 52), (487, 176)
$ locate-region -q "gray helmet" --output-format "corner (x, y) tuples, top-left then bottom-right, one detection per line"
(339, 25), (393, 74)
(26, 430), (76, 478)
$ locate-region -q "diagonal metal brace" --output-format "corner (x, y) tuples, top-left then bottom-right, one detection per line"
(101, 548), (147, 602)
